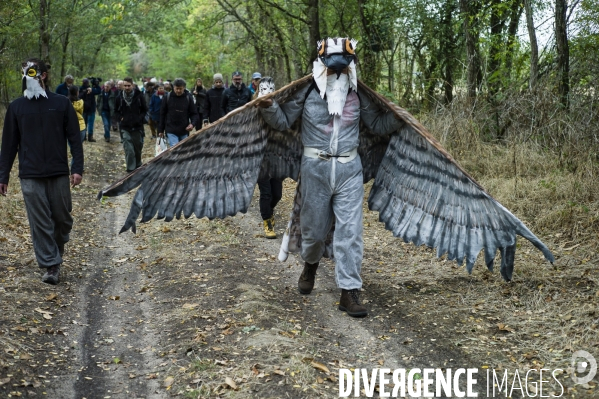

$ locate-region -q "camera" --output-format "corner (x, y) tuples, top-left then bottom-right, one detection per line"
(88, 77), (102, 86)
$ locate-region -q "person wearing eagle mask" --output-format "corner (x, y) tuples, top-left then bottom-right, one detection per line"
(257, 38), (403, 317)
(0, 58), (84, 285)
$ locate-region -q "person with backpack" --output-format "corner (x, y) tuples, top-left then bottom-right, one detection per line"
(158, 78), (199, 147)
(114, 77), (148, 173)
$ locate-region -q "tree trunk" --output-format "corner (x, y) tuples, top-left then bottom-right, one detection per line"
(440, 0), (455, 104)
(89, 36), (106, 72)
(39, 0), (50, 64)
(358, 0), (381, 88)
(460, 0), (481, 100)
(524, 0), (539, 89)
(504, 0), (523, 76)
(488, 0), (503, 97)
(60, 27), (71, 79)
(307, 0), (320, 63)
(402, 45), (416, 104)
(257, 3), (292, 83)
(555, 0), (569, 108)
(388, 52), (394, 94)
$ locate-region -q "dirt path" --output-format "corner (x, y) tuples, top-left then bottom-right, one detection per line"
(1, 126), (597, 398)
(47, 193), (167, 399)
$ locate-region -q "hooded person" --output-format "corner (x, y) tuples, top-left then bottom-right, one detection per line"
(256, 38), (403, 317)
(0, 58), (84, 285)
(203, 73), (225, 124)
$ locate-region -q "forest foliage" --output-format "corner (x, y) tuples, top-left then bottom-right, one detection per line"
(1, 0), (597, 105)
(1, 0), (599, 231)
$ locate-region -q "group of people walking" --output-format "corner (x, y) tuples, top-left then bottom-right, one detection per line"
(2, 38), (392, 318)
(0, 61), (282, 285)
(55, 70), (283, 237)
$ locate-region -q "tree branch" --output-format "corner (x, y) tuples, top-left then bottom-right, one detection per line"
(259, 0), (308, 24)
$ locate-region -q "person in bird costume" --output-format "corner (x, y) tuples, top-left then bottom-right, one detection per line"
(98, 38), (554, 317)
(1, 58), (84, 285)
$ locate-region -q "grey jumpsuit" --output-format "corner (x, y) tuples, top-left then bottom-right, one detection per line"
(261, 83), (402, 289)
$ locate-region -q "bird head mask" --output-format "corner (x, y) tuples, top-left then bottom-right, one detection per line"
(258, 77), (275, 98)
(22, 60), (48, 100)
(312, 37), (358, 115)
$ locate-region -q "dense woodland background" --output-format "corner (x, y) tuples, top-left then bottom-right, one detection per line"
(1, 0), (599, 236)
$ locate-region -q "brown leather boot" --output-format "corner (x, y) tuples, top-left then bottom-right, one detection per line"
(298, 262), (319, 294)
(339, 289), (368, 317)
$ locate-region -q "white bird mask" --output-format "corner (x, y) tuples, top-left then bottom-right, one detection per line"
(22, 61), (48, 100)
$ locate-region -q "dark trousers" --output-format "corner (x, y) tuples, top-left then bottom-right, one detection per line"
(257, 178), (283, 220)
(20, 176), (73, 268)
(111, 114), (119, 131)
(148, 118), (157, 137)
(121, 128), (144, 172)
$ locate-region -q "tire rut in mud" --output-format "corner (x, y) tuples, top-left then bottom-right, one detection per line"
(71, 196), (166, 399)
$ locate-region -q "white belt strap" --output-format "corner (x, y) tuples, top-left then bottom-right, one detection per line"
(303, 147), (358, 164)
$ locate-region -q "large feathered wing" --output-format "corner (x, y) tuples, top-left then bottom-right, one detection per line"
(99, 75), (553, 282)
(356, 81), (554, 281)
(97, 76), (311, 233)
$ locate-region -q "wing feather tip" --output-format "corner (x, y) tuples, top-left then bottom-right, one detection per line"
(119, 222), (136, 234)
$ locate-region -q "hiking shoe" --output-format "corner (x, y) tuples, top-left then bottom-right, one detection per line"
(339, 289), (368, 318)
(88, 137), (97, 142)
(105, 138), (110, 143)
(42, 265), (60, 285)
(298, 262), (319, 294)
(263, 218), (276, 239)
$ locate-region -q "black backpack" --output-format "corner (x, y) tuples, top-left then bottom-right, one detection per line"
(164, 91), (194, 109)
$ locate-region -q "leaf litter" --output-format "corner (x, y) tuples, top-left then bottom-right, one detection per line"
(0, 119), (597, 399)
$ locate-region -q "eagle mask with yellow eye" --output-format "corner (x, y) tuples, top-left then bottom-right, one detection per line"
(312, 37), (358, 100)
(22, 61), (48, 99)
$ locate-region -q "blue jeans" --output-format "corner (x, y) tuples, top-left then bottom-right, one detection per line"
(166, 132), (188, 147)
(101, 111), (111, 140)
(83, 112), (95, 138)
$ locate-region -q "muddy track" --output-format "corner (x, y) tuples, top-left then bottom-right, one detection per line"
(3, 131), (554, 399)
(43, 139), (167, 398)
(62, 135), (473, 398)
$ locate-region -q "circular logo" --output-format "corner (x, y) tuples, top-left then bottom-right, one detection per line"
(571, 350), (597, 385)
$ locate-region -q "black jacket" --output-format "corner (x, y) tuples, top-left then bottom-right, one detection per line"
(193, 85), (207, 111)
(221, 83), (252, 114)
(0, 90), (84, 183)
(158, 90), (199, 136)
(97, 90), (116, 115)
(79, 83), (101, 113)
(114, 89), (148, 130)
(204, 86), (225, 123)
